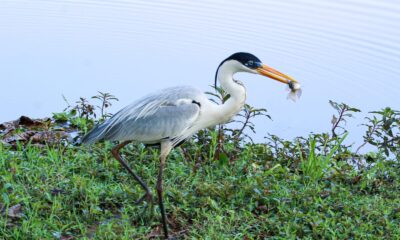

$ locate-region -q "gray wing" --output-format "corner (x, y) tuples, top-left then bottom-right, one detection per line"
(82, 86), (203, 144)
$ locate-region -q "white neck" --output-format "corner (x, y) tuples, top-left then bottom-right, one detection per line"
(212, 61), (247, 123)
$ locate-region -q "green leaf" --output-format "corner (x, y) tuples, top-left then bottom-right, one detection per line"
(218, 152), (229, 166)
(52, 112), (69, 122)
(2, 192), (10, 205)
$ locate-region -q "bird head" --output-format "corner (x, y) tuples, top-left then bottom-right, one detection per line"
(215, 52), (302, 101)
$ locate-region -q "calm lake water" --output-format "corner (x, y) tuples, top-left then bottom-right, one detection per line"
(1, 0), (399, 147)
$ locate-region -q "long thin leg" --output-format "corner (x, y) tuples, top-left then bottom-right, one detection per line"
(111, 141), (152, 204)
(157, 141), (172, 239)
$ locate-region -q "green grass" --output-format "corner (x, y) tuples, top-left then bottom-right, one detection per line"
(0, 141), (399, 239)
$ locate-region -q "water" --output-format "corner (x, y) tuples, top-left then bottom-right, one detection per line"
(1, 0), (399, 147)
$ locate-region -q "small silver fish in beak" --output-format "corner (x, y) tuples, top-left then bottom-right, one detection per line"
(287, 80), (302, 102)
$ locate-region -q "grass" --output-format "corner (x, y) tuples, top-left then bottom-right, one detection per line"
(299, 133), (347, 184)
(0, 139), (399, 239)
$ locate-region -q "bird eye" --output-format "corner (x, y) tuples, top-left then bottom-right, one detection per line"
(245, 61), (254, 67)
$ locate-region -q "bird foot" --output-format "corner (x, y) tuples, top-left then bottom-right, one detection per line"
(135, 192), (153, 205)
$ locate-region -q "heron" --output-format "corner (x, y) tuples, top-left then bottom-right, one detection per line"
(81, 52), (301, 239)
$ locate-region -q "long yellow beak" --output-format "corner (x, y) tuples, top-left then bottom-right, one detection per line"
(256, 64), (297, 84)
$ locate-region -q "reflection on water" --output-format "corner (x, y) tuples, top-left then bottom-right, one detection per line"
(0, 0), (399, 145)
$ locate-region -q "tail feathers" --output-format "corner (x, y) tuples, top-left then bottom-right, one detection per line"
(81, 123), (108, 144)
